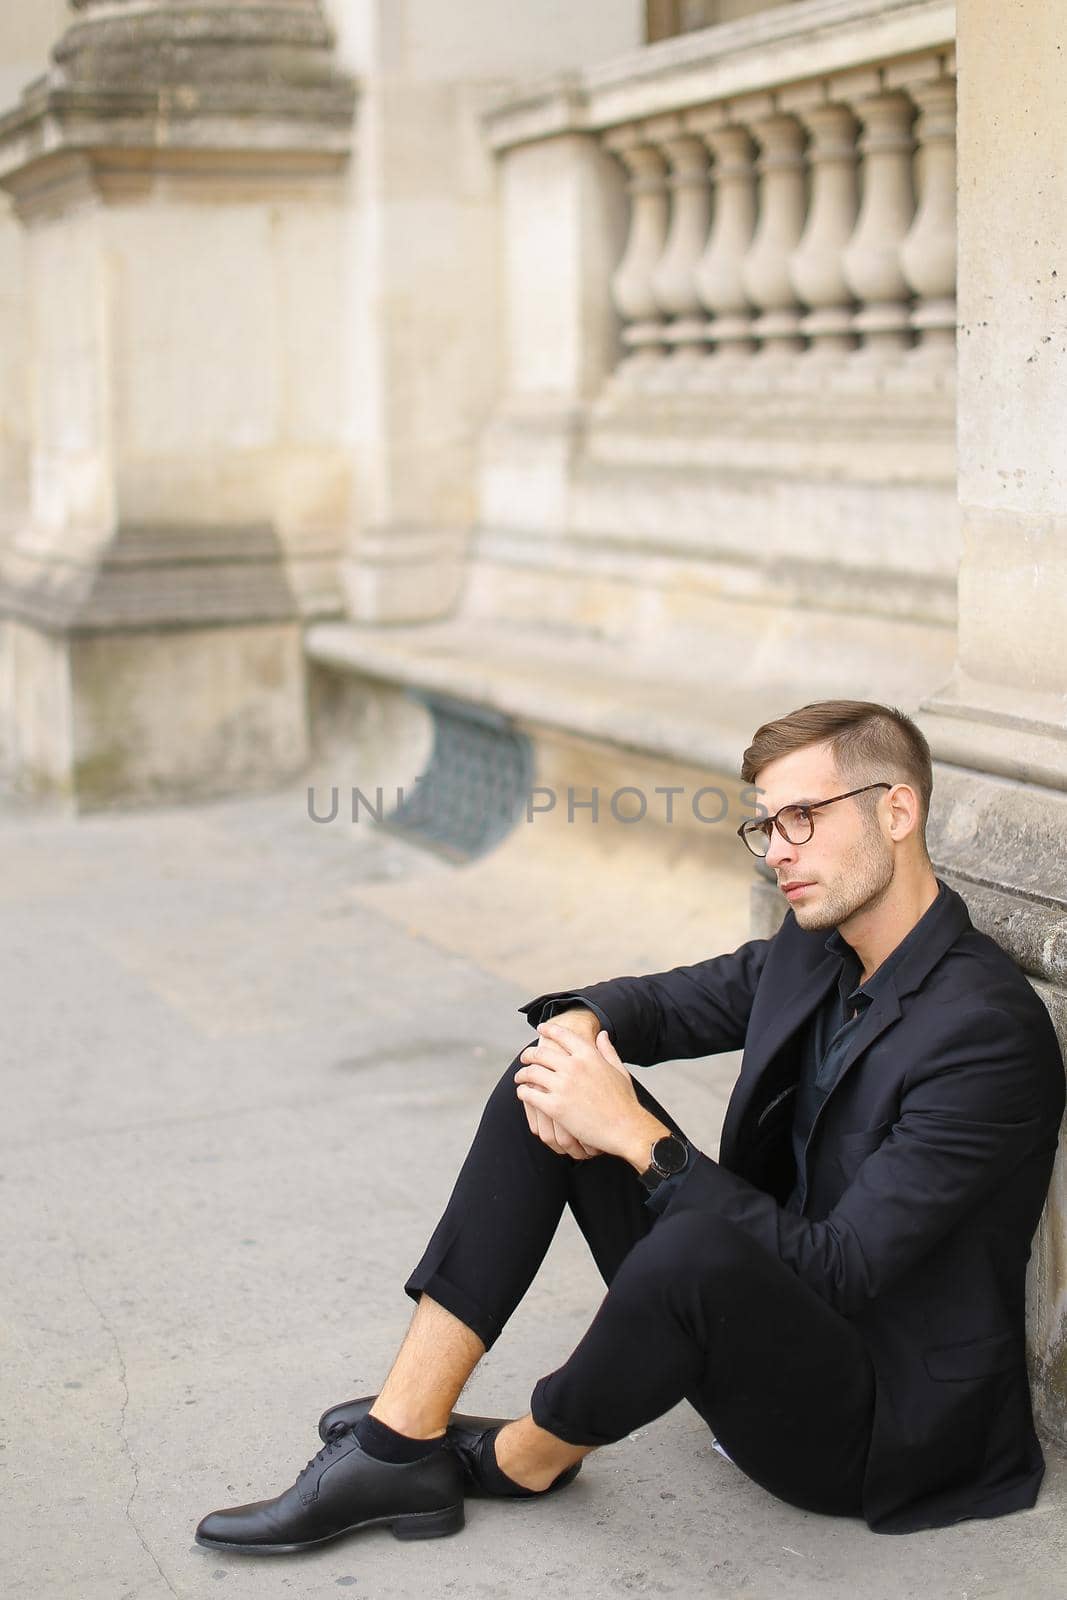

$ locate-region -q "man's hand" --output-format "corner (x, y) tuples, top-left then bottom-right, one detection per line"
(515, 1020), (670, 1170)
(520, 1009), (604, 1159)
(523, 1100), (601, 1161)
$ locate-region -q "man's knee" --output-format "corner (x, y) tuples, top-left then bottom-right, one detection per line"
(481, 1050), (535, 1127)
(627, 1209), (762, 1286)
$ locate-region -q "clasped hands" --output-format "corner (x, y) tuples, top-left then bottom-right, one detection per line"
(515, 1017), (665, 1169)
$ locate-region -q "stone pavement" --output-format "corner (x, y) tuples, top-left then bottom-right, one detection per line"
(2, 783), (1066, 1600)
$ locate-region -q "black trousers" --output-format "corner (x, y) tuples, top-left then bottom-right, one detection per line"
(405, 1056), (876, 1518)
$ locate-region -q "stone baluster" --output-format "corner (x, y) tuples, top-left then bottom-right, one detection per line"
(896, 63), (957, 365)
(647, 116), (713, 359)
(839, 82), (917, 359)
(605, 125), (670, 365)
(689, 111), (759, 362)
(738, 102), (809, 357)
(782, 92), (860, 360)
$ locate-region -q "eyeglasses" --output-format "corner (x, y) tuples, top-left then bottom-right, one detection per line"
(736, 783), (892, 858)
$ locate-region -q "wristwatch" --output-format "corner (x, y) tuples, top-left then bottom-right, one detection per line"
(639, 1133), (690, 1192)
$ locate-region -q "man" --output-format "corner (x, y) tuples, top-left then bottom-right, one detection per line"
(196, 699), (1065, 1550)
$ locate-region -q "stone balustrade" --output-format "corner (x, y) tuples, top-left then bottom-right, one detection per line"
(468, 0), (960, 792)
(486, 0), (956, 390)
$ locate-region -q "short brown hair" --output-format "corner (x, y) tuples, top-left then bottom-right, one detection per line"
(741, 700), (933, 836)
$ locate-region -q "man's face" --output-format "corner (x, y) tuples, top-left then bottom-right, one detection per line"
(753, 741), (894, 933)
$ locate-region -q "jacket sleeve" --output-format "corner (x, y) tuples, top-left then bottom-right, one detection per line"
(527, 994), (614, 1036)
(519, 935), (772, 1066)
(659, 1004), (1064, 1315)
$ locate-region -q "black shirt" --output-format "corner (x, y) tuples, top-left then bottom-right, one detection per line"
(784, 881), (948, 1213)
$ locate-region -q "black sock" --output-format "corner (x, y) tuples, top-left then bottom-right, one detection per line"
(474, 1424), (540, 1497)
(353, 1412), (445, 1464)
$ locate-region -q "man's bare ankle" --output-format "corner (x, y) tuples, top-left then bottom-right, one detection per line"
(493, 1418), (572, 1492)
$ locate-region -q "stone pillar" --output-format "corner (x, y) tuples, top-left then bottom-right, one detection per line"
(691, 115), (758, 363)
(0, 0), (356, 805)
(478, 120), (626, 536)
(915, 0), (1067, 1443)
(0, 1), (68, 570)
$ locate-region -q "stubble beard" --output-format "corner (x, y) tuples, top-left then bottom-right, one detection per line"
(788, 829), (895, 933)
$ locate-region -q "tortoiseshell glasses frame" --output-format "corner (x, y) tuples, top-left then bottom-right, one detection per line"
(736, 782), (892, 858)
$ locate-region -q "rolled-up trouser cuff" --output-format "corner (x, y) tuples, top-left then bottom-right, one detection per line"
(404, 1270), (501, 1353)
(529, 1374), (622, 1448)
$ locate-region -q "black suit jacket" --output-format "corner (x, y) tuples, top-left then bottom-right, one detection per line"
(522, 881), (1065, 1533)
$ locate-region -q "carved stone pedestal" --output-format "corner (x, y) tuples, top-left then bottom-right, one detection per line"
(0, 0), (355, 805)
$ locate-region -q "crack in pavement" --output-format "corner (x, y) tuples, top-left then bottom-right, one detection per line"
(72, 1250), (179, 1599)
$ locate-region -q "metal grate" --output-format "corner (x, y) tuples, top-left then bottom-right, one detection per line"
(383, 693), (534, 862)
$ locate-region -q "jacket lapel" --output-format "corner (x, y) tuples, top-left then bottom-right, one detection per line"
(718, 950), (838, 1161)
(830, 987), (901, 1079)
(878, 879), (971, 1001)
(719, 880), (974, 1169)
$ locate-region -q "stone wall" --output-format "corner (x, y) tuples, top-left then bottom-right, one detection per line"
(322, 0), (645, 622)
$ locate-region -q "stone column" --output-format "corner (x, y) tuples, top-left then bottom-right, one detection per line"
(840, 82), (917, 361)
(783, 93), (860, 361)
(915, 0), (1067, 1443)
(605, 125), (671, 367)
(738, 102), (808, 359)
(647, 116), (713, 360)
(0, 0), (355, 805)
(0, 4), (68, 563)
(691, 114), (758, 363)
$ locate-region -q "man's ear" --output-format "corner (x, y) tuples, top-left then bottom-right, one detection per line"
(885, 782), (920, 842)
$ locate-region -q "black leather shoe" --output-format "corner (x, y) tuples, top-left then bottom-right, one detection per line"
(317, 1396), (582, 1499)
(195, 1425), (464, 1554)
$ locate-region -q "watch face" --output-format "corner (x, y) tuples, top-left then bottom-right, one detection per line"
(652, 1135), (688, 1177)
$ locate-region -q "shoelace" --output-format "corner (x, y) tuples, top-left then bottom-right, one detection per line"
(298, 1422), (354, 1484)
